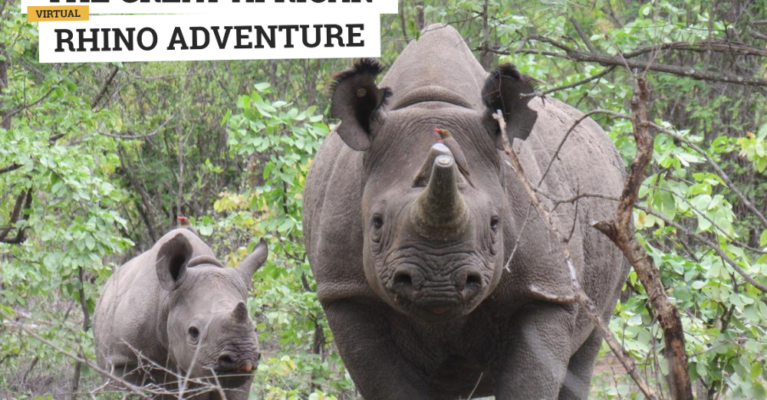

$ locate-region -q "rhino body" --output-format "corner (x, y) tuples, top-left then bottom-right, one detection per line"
(303, 25), (628, 399)
(93, 229), (268, 399)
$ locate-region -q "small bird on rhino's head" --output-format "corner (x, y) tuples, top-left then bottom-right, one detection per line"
(434, 128), (474, 188)
(177, 216), (199, 236)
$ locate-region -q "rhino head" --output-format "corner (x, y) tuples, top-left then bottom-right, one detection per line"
(330, 55), (537, 322)
(155, 234), (268, 384)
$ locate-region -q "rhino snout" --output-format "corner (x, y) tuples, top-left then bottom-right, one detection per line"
(389, 264), (484, 315)
(216, 351), (261, 373)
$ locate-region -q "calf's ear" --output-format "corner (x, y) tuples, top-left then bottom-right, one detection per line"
(156, 233), (193, 291)
(330, 58), (390, 151)
(236, 238), (268, 281)
(481, 63), (538, 149)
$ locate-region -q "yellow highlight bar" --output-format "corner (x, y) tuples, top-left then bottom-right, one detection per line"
(28, 6), (89, 22)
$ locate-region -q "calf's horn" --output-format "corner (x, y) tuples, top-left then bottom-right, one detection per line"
(231, 301), (249, 324)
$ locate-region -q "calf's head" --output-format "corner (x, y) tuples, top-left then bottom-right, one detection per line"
(155, 234), (268, 384)
(331, 60), (536, 321)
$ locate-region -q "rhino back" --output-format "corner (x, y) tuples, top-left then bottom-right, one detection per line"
(94, 229), (216, 369)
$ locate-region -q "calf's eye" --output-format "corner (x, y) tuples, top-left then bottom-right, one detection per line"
(188, 326), (200, 342)
(372, 215), (384, 229)
(490, 216), (500, 232)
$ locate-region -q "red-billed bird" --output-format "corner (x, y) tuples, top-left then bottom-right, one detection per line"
(177, 216), (199, 236)
(434, 128), (474, 188)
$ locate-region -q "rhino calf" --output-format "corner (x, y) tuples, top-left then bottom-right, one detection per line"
(93, 229), (268, 399)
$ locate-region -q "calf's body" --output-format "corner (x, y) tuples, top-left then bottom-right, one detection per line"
(94, 229), (267, 399)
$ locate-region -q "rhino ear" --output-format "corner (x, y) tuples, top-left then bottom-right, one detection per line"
(156, 233), (193, 291)
(481, 63), (538, 149)
(330, 58), (390, 151)
(236, 238), (268, 281)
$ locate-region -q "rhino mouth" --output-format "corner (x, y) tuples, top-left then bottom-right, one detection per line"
(201, 359), (258, 388)
(383, 258), (486, 321)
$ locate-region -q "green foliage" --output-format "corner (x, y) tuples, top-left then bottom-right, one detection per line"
(212, 84), (352, 398)
(738, 125), (767, 173)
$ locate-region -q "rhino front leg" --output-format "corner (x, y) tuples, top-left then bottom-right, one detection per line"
(494, 302), (577, 400)
(325, 300), (430, 400)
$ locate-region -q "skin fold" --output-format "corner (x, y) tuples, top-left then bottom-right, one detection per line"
(303, 24), (628, 400)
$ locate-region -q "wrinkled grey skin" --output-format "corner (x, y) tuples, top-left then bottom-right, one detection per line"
(93, 229), (268, 399)
(303, 24), (628, 400)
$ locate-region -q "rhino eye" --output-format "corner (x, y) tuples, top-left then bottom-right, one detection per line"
(372, 215), (384, 229)
(490, 216), (500, 233)
(188, 326), (200, 342)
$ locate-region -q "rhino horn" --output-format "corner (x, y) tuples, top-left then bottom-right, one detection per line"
(231, 301), (249, 324)
(412, 154), (468, 239)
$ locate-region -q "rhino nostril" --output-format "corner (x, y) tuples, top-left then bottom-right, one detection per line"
(466, 273), (482, 288)
(217, 354), (237, 370)
(393, 271), (412, 287)
(455, 270), (482, 292)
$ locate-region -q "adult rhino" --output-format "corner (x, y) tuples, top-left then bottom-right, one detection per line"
(94, 229), (268, 399)
(303, 24), (628, 400)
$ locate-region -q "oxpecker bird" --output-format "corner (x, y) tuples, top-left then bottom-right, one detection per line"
(434, 128), (475, 188)
(177, 216), (199, 236)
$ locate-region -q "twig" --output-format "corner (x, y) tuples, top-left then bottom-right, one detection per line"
(591, 77), (692, 400)
(537, 109), (630, 187)
(623, 40), (767, 58)
(645, 121), (767, 230)
(91, 66), (119, 110)
(531, 188), (767, 294)
(492, 110), (660, 400)
(0, 309), (151, 399)
(494, 39), (767, 87)
(466, 372), (483, 400)
(647, 184), (767, 254)
(521, 66), (616, 98)
(504, 203), (533, 273)
(0, 81), (62, 127)
(97, 114), (174, 140)
(635, 204), (767, 293)
(398, 0), (410, 42)
(0, 163), (21, 174)
(569, 18), (597, 54)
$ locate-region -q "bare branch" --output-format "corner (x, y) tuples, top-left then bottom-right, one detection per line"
(91, 66), (120, 110)
(624, 40), (767, 58)
(535, 188), (767, 293)
(635, 204), (767, 293)
(521, 66), (616, 98)
(490, 39), (767, 87)
(492, 110), (660, 400)
(398, 0), (410, 42)
(648, 184), (767, 255)
(537, 109), (630, 187)
(591, 77), (693, 399)
(569, 18), (597, 54)
(0, 163), (21, 175)
(97, 114), (175, 140)
(0, 309), (150, 399)
(646, 121), (767, 230)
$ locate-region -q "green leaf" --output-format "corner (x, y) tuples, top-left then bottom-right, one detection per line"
(85, 235), (96, 251)
(254, 82), (271, 92)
